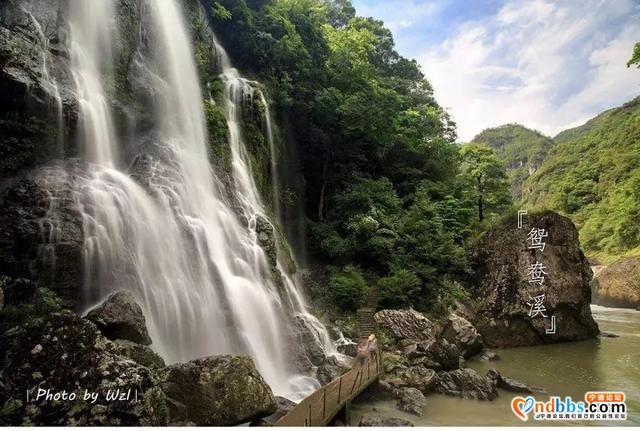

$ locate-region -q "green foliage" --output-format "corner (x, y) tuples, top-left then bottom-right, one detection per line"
(523, 97), (640, 256)
(202, 0), (481, 310)
(328, 265), (368, 311)
(0, 286), (63, 333)
(627, 42), (640, 68)
(377, 268), (420, 308)
(212, 2), (232, 21)
(203, 99), (232, 173)
(471, 124), (554, 198)
(459, 143), (511, 222)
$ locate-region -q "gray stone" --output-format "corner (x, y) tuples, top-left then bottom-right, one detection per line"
(161, 355), (277, 426)
(394, 387), (426, 416)
(593, 256), (640, 309)
(86, 291), (152, 345)
(486, 369), (534, 394)
(470, 211), (599, 347)
(435, 368), (498, 400)
(374, 309), (437, 342)
(441, 313), (483, 358)
(479, 349), (501, 361)
(316, 355), (349, 385)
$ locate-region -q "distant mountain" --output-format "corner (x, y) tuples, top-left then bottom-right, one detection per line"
(471, 124), (554, 198)
(522, 96), (640, 257)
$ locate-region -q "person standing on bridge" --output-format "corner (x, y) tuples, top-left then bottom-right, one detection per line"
(353, 334), (377, 368)
(366, 333), (378, 363)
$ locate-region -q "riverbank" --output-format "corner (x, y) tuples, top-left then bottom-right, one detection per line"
(352, 305), (640, 426)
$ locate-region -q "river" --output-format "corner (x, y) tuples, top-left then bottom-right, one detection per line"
(352, 305), (640, 426)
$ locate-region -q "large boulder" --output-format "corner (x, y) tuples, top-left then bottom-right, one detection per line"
(413, 337), (460, 371)
(161, 355), (277, 426)
(86, 291), (152, 345)
(394, 387), (426, 416)
(374, 309), (437, 342)
(441, 313), (483, 358)
(0, 310), (168, 426)
(470, 211), (599, 347)
(435, 368), (498, 401)
(593, 256), (640, 309)
(385, 365), (436, 394)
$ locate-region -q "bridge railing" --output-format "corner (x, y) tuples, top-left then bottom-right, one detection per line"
(275, 353), (381, 426)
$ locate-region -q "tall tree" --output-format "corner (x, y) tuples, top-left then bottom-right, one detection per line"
(460, 143), (511, 222)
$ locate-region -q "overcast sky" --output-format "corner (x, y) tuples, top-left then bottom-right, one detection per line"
(352, 0), (640, 141)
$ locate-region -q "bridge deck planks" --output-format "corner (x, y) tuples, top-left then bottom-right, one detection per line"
(274, 355), (380, 426)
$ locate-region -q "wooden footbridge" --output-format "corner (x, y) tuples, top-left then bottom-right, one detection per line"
(275, 305), (381, 426)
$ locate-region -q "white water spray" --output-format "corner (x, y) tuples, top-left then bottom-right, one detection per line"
(66, 0), (334, 400)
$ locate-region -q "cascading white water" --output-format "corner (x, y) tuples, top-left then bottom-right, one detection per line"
(66, 0), (334, 400)
(212, 34), (338, 357)
(68, 0), (119, 167)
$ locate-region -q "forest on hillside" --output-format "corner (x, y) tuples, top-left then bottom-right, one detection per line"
(205, 0), (516, 312)
(472, 97), (640, 262)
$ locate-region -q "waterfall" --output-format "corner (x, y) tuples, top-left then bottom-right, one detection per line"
(212, 33), (338, 357)
(65, 0), (334, 400)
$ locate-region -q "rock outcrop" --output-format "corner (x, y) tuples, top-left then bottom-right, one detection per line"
(374, 309), (437, 341)
(0, 310), (168, 426)
(470, 211), (599, 347)
(161, 355), (277, 426)
(394, 387), (426, 416)
(0, 289), (279, 426)
(441, 313), (483, 358)
(435, 368), (498, 401)
(86, 291), (152, 345)
(593, 256), (640, 309)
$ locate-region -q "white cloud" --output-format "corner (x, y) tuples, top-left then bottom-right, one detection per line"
(419, 0), (640, 141)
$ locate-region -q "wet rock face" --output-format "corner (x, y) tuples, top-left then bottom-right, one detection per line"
(593, 256), (640, 309)
(0, 166), (84, 309)
(435, 368), (498, 401)
(471, 211), (599, 347)
(86, 291), (152, 345)
(0, 1), (79, 178)
(161, 355), (276, 426)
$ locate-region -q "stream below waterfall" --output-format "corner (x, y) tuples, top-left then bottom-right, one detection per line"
(351, 305), (640, 426)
